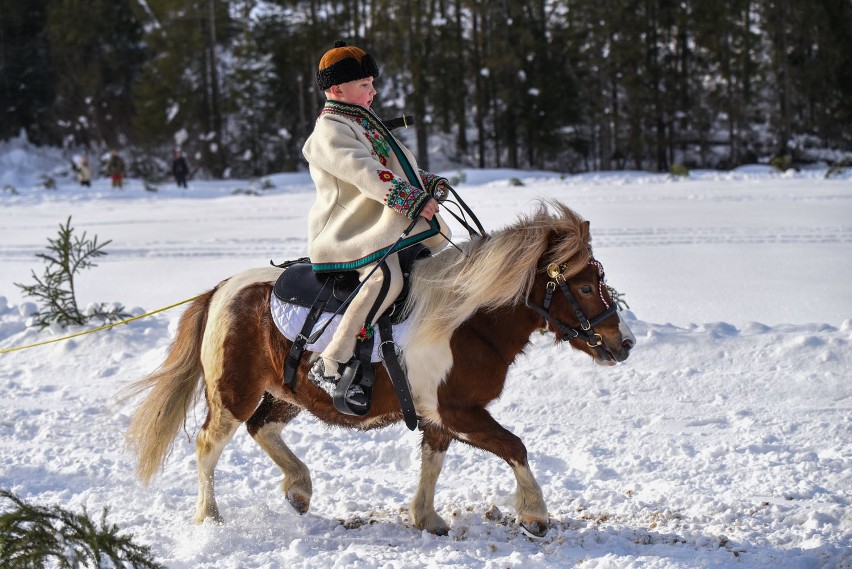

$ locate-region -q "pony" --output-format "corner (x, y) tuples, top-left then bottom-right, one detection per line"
(123, 200), (635, 537)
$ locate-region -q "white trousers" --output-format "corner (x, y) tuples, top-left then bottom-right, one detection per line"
(321, 253), (403, 371)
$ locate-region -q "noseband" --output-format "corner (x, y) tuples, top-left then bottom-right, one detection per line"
(525, 258), (618, 349)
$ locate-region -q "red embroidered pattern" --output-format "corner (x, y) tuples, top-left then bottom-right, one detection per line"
(383, 176), (425, 217)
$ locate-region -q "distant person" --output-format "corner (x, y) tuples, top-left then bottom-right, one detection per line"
(172, 150), (189, 189)
(107, 150), (126, 189)
(72, 156), (92, 187)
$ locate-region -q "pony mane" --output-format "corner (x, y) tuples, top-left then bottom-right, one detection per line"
(406, 200), (591, 344)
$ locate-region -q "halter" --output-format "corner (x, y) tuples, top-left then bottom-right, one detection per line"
(524, 257), (619, 350)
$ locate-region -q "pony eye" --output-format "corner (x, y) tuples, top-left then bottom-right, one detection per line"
(579, 285), (593, 295)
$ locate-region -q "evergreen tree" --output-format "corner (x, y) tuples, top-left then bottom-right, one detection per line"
(44, 0), (146, 150)
(2, 0), (851, 173)
(0, 0), (54, 144)
(14, 217), (129, 330)
(222, 0), (281, 177)
(766, 0), (852, 154)
(131, 0), (233, 177)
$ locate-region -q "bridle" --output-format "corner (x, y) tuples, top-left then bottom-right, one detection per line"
(524, 257), (619, 350)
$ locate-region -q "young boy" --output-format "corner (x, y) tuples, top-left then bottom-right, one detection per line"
(302, 41), (450, 413)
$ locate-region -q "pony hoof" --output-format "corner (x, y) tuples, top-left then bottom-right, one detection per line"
(519, 519), (548, 538)
(413, 512), (450, 536)
(286, 491), (311, 514)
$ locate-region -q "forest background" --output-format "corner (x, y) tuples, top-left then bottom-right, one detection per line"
(2, 0), (851, 180)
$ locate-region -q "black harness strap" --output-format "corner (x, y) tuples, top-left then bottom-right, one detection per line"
(378, 315), (419, 431)
(525, 287), (616, 346)
(283, 279), (330, 388)
(329, 315), (418, 429)
(524, 261), (619, 352)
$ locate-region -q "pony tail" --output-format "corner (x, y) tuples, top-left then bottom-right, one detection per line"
(122, 289), (214, 485)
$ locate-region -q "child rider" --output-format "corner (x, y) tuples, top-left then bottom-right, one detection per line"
(302, 41), (451, 413)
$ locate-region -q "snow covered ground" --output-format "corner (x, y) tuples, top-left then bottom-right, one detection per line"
(1, 142), (850, 568)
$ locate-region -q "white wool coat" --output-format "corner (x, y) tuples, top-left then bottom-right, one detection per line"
(303, 101), (449, 272)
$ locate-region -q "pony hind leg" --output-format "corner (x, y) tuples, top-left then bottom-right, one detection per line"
(194, 406), (241, 524)
(410, 426), (453, 535)
(246, 393), (312, 514)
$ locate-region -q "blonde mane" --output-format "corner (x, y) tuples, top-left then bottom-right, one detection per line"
(405, 200), (591, 344)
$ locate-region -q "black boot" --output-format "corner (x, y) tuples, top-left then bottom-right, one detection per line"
(309, 359), (369, 413)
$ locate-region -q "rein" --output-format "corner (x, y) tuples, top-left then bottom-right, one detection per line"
(437, 185), (487, 240)
(525, 259), (618, 350)
(382, 112), (485, 240)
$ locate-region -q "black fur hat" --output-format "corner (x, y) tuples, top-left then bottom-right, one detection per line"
(316, 40), (380, 91)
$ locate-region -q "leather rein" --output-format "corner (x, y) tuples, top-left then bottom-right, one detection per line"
(525, 258), (618, 350)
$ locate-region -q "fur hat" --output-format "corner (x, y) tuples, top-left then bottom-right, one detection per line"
(316, 40), (380, 91)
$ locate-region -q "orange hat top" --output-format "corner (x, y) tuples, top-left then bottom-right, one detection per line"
(316, 40), (380, 91)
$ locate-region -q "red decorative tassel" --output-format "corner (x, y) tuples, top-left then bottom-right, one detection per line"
(356, 324), (374, 340)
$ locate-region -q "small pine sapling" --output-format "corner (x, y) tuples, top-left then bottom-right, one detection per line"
(15, 216), (130, 329)
(0, 489), (164, 569)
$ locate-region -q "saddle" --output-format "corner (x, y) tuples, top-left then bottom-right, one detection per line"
(273, 243), (429, 324)
(272, 245), (429, 430)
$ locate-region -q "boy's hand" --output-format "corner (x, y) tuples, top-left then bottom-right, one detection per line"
(433, 180), (450, 202)
(419, 198), (439, 220)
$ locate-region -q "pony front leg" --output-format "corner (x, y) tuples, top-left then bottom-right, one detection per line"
(410, 427), (452, 535)
(194, 410), (240, 524)
(509, 459), (548, 537)
(439, 406), (549, 537)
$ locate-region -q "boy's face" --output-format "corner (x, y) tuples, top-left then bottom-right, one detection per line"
(329, 77), (376, 108)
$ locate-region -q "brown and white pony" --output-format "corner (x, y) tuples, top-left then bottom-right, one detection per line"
(124, 201), (634, 537)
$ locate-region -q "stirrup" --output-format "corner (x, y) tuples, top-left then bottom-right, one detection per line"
(333, 359), (371, 416)
(343, 384), (369, 410)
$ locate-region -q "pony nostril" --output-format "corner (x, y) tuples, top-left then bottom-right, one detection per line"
(622, 338), (634, 350)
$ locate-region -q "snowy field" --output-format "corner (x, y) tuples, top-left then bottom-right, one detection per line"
(1, 144), (850, 568)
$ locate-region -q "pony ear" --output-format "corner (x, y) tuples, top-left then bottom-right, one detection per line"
(541, 228), (563, 269)
(582, 220), (592, 245)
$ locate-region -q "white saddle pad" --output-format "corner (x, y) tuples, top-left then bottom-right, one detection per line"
(270, 292), (412, 362)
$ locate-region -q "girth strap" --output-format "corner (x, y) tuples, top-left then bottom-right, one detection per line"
(330, 314), (418, 430)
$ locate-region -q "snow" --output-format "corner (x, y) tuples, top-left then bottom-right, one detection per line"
(1, 138), (850, 568)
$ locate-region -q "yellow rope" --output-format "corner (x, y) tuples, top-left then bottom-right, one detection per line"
(0, 294), (204, 355)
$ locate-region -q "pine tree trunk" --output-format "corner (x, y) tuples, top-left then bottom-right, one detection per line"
(207, 0), (225, 176)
